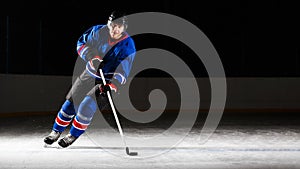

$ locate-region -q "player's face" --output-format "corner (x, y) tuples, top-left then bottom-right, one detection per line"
(108, 22), (125, 40)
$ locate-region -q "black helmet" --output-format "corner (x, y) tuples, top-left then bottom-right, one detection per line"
(108, 10), (128, 29)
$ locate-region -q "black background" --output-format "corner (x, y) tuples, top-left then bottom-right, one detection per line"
(0, 0), (299, 77)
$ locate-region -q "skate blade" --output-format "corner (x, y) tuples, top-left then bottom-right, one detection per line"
(43, 143), (63, 149)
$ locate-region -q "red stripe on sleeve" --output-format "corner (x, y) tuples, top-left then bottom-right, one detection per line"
(94, 55), (102, 60)
(77, 45), (86, 55)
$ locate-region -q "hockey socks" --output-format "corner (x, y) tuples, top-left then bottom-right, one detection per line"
(69, 96), (97, 137)
(52, 100), (76, 132)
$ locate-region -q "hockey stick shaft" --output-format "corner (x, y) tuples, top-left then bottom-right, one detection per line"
(99, 69), (138, 156)
(99, 69), (126, 145)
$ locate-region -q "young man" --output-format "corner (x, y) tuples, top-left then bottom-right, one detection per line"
(44, 11), (136, 148)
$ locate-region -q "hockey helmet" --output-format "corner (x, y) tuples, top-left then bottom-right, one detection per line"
(108, 10), (128, 30)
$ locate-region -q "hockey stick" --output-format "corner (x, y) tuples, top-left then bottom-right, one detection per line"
(99, 69), (138, 156)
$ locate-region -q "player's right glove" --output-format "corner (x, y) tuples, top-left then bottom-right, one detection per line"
(99, 83), (118, 96)
(100, 83), (117, 93)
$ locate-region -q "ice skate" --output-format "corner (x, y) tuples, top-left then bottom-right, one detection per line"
(44, 130), (61, 145)
(58, 134), (77, 148)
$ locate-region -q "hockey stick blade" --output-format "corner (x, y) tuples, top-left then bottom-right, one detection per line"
(126, 147), (138, 156)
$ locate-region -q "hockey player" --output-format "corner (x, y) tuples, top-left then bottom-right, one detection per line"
(44, 11), (136, 148)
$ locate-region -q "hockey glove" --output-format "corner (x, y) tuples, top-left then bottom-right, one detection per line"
(86, 56), (104, 78)
(88, 56), (103, 71)
(100, 83), (118, 94)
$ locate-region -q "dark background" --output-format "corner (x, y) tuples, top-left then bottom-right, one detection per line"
(0, 0), (299, 77)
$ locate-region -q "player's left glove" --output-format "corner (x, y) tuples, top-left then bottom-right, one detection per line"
(86, 56), (105, 78)
(88, 56), (103, 71)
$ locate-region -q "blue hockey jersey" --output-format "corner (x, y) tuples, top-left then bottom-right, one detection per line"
(76, 25), (136, 85)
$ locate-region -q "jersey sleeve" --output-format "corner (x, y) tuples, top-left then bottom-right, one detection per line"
(76, 25), (104, 62)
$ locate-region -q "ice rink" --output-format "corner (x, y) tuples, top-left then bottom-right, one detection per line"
(1, 112), (300, 169)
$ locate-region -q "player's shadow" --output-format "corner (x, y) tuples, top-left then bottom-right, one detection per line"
(68, 146), (124, 150)
(68, 146), (104, 149)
